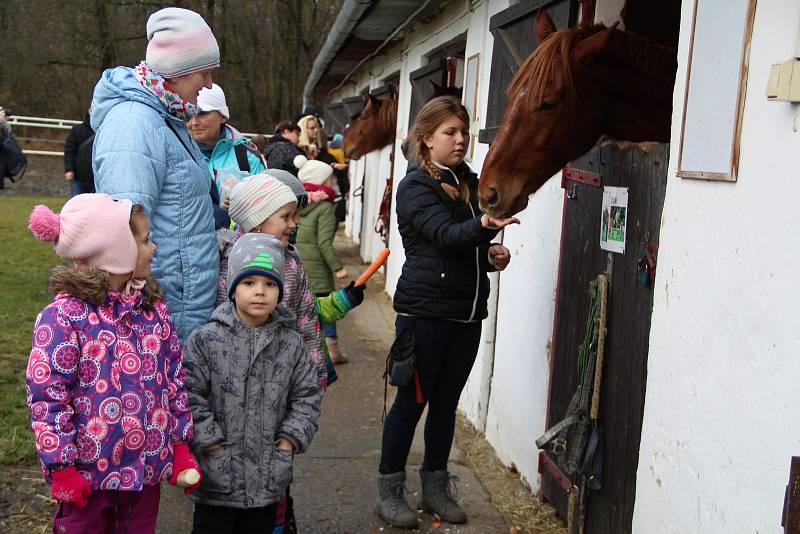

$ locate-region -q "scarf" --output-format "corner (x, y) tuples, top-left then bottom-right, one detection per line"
(304, 183), (336, 204)
(133, 61), (198, 122)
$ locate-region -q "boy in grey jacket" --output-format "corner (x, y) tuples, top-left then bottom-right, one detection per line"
(184, 233), (322, 534)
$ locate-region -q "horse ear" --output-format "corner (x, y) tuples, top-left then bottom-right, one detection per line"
(572, 24), (617, 65)
(367, 94), (382, 109)
(534, 9), (557, 43)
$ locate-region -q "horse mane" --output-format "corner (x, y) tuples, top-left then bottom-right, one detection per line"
(507, 22), (677, 107)
(507, 25), (585, 107)
(381, 96), (397, 130)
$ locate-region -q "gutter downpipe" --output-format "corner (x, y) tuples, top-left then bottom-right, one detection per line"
(303, 0), (374, 108)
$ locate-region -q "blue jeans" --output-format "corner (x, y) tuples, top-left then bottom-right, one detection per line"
(70, 180), (95, 197)
(321, 321), (337, 338)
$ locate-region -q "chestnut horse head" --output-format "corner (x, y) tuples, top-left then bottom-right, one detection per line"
(478, 10), (677, 217)
(343, 93), (398, 160)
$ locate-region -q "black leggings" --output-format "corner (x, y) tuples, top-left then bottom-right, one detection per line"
(192, 502), (277, 534)
(379, 316), (482, 474)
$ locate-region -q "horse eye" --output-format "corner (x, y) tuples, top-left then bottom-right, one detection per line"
(538, 101), (557, 112)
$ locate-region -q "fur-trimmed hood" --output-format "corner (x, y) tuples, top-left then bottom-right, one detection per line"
(48, 265), (163, 308)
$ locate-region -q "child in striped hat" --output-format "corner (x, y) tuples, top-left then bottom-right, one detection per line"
(217, 173), (365, 389)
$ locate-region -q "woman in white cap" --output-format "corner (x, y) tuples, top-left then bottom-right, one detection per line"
(190, 83), (265, 209)
(91, 7), (221, 342)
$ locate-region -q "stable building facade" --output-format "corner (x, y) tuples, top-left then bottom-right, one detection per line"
(304, 1), (800, 532)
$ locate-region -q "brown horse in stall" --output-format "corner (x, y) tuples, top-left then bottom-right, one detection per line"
(478, 10), (678, 217)
(343, 93), (398, 160)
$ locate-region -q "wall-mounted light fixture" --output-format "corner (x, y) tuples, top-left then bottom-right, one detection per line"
(767, 10), (800, 102)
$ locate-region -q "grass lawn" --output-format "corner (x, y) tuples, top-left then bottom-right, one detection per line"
(0, 196), (65, 466)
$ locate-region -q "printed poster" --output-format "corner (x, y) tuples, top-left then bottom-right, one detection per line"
(600, 187), (628, 254)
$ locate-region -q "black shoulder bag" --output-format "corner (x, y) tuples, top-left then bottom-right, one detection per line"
(383, 317), (417, 418)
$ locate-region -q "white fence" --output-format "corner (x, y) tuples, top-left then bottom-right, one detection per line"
(8, 115), (81, 131)
(7, 115), (267, 157)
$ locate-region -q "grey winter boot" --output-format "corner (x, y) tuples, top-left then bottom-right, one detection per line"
(418, 469), (467, 524)
(375, 472), (419, 529)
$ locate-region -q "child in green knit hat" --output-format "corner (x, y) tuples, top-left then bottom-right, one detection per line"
(184, 233), (322, 533)
(220, 171), (366, 533)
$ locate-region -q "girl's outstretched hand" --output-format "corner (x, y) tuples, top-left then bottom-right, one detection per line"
(481, 213), (521, 229)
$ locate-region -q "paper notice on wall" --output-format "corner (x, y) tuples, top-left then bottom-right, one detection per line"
(600, 186), (628, 254)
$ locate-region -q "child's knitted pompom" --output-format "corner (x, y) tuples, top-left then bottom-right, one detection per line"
(293, 155), (308, 170)
(29, 204), (61, 242)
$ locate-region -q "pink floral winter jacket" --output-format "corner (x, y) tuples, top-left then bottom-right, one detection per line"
(26, 277), (193, 491)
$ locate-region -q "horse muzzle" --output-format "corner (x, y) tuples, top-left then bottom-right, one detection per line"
(479, 186), (528, 218)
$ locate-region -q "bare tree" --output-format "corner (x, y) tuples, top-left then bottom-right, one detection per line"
(0, 0), (342, 132)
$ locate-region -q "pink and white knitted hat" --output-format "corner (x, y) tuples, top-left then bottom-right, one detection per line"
(28, 194), (138, 275)
(228, 174), (298, 232)
(146, 7), (220, 78)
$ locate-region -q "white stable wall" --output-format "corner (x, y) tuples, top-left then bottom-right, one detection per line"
(345, 157), (366, 244)
(456, 0), (500, 434)
(483, 180), (563, 490)
(358, 149), (381, 260)
(632, 1), (800, 532)
(358, 145), (393, 263)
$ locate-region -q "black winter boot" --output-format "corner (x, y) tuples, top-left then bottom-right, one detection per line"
(418, 469), (467, 524)
(375, 472), (419, 528)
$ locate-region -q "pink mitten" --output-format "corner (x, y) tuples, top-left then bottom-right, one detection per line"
(308, 190), (329, 203)
(169, 442), (202, 494)
(51, 467), (91, 509)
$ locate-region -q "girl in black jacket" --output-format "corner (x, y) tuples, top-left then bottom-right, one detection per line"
(376, 96), (518, 528)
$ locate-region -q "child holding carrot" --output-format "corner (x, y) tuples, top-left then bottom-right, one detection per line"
(292, 156), (351, 364)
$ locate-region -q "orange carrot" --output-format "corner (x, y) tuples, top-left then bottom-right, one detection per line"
(355, 248), (391, 286)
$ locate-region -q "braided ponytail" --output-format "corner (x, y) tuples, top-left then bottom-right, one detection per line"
(407, 96), (471, 204)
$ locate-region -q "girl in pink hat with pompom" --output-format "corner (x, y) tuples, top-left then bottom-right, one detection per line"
(26, 193), (201, 533)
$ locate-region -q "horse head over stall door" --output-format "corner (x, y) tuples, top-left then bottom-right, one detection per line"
(478, 9), (677, 217)
(342, 93), (398, 160)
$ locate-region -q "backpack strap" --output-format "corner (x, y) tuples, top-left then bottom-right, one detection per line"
(234, 143), (250, 173)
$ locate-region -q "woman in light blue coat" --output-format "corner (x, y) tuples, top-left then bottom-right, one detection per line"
(92, 7), (221, 341)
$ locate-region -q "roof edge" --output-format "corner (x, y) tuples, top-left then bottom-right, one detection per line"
(303, 0), (375, 107)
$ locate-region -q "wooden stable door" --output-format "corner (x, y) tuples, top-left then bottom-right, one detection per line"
(407, 59), (448, 130)
(479, 0), (579, 145)
(541, 142), (669, 533)
(324, 103), (348, 136)
(341, 95), (366, 125)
